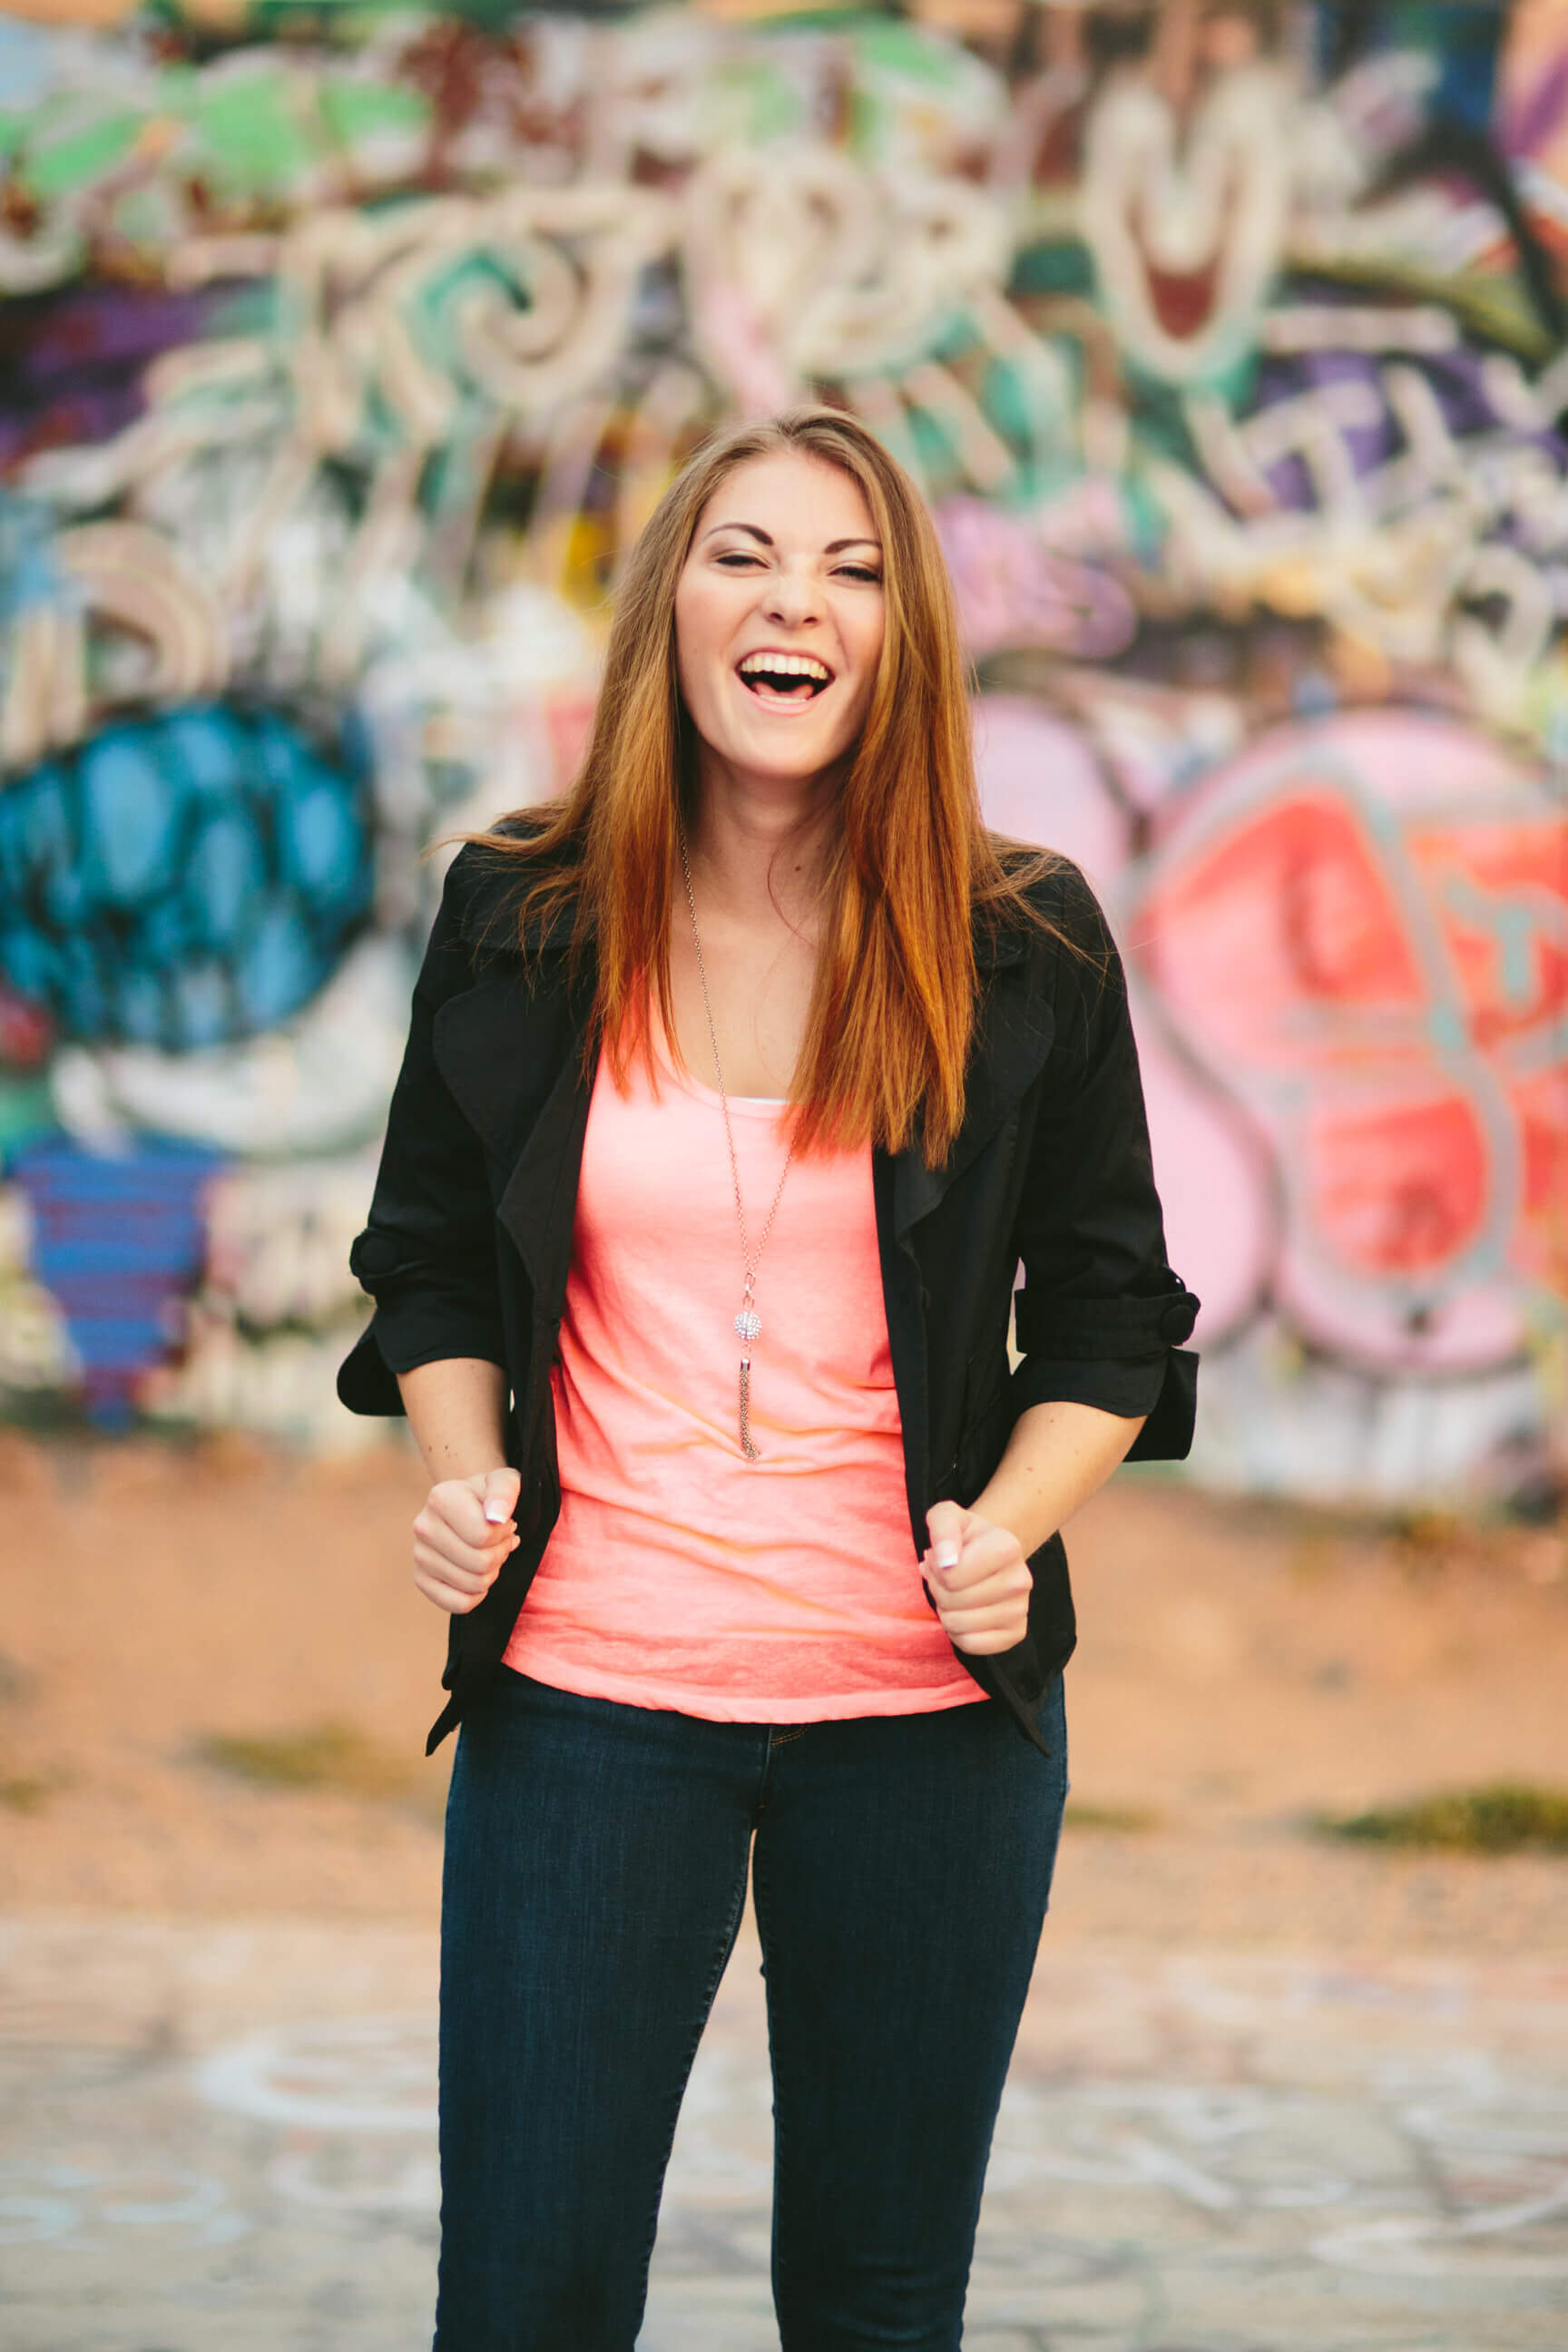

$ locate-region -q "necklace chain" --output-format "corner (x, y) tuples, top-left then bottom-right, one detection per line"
(679, 832), (796, 1461)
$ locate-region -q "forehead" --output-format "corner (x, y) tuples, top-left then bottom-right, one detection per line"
(693, 450), (876, 545)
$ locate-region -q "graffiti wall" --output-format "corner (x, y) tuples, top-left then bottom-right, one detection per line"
(0, 0), (1564, 1504)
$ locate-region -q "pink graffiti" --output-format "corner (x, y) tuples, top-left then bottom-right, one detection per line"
(973, 695), (1129, 874)
(1125, 711), (1568, 1374)
(974, 698), (1568, 1376)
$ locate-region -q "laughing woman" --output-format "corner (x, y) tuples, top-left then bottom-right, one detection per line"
(338, 407), (1199, 2352)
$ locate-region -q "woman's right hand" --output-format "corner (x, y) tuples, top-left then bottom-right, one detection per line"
(413, 1466), (523, 1614)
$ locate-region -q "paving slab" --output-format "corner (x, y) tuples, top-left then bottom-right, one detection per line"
(2, 1916), (1566, 2350)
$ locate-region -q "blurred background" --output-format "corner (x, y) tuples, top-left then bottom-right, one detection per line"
(0, 0), (1563, 1510)
(2, 4), (1567, 2347)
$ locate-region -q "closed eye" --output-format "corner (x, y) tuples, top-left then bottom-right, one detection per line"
(713, 553), (880, 584)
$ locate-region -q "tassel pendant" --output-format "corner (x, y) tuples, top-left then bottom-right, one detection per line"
(736, 1272), (762, 1456)
(738, 1357), (760, 1462)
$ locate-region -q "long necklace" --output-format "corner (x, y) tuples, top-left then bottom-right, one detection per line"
(679, 835), (797, 1463)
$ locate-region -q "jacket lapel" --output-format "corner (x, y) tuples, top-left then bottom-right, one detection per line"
(889, 940), (1055, 1237)
(493, 1016), (596, 1309)
(431, 914), (597, 1304)
(432, 959), (576, 1168)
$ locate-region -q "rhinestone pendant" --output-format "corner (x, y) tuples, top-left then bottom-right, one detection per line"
(734, 1307), (762, 1343)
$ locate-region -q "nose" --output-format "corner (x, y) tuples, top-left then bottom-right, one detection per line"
(761, 565), (819, 631)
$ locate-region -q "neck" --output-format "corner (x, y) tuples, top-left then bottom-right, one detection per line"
(685, 755), (838, 931)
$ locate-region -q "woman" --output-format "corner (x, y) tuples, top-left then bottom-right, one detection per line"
(338, 407), (1199, 2352)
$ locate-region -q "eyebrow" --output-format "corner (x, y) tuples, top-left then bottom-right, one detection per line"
(701, 523), (882, 554)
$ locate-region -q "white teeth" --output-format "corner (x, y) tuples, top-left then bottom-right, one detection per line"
(738, 652), (831, 682)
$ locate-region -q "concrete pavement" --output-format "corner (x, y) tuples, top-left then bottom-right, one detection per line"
(2, 1915), (1566, 2350)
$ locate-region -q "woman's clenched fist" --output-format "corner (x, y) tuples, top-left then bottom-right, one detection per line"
(922, 1499), (1033, 1655)
(413, 1466), (523, 1615)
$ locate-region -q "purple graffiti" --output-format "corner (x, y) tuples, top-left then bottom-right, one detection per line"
(0, 285), (220, 475)
(12, 1135), (224, 1426)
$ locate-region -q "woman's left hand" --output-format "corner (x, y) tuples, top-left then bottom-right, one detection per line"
(922, 1501), (1034, 1655)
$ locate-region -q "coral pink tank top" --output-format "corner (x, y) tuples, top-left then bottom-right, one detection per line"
(503, 1029), (984, 1721)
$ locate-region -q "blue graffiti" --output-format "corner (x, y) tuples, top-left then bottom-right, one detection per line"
(0, 701), (375, 1051)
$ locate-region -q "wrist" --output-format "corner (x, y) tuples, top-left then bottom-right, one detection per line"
(967, 1484), (1045, 1560)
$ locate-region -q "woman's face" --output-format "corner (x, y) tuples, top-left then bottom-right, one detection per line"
(674, 451), (887, 798)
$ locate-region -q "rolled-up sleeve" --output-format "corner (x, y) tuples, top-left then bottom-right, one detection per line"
(1009, 866), (1199, 1461)
(337, 854), (506, 1417)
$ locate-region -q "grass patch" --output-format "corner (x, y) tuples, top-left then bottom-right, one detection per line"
(1323, 1783), (1568, 1857)
(1063, 1798), (1163, 1835)
(195, 1722), (429, 1808)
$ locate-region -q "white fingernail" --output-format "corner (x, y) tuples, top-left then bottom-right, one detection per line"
(485, 1501), (509, 1524)
(934, 1542), (959, 1571)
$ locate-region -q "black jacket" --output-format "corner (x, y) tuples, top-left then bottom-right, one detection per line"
(338, 841), (1200, 1755)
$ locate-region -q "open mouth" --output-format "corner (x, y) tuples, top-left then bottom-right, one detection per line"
(736, 652), (833, 707)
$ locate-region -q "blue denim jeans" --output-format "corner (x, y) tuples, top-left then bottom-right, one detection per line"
(435, 1667), (1068, 2352)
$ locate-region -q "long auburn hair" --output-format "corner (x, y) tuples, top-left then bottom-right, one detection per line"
(465, 407), (1060, 1167)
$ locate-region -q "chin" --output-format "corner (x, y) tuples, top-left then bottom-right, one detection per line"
(745, 744), (848, 785)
